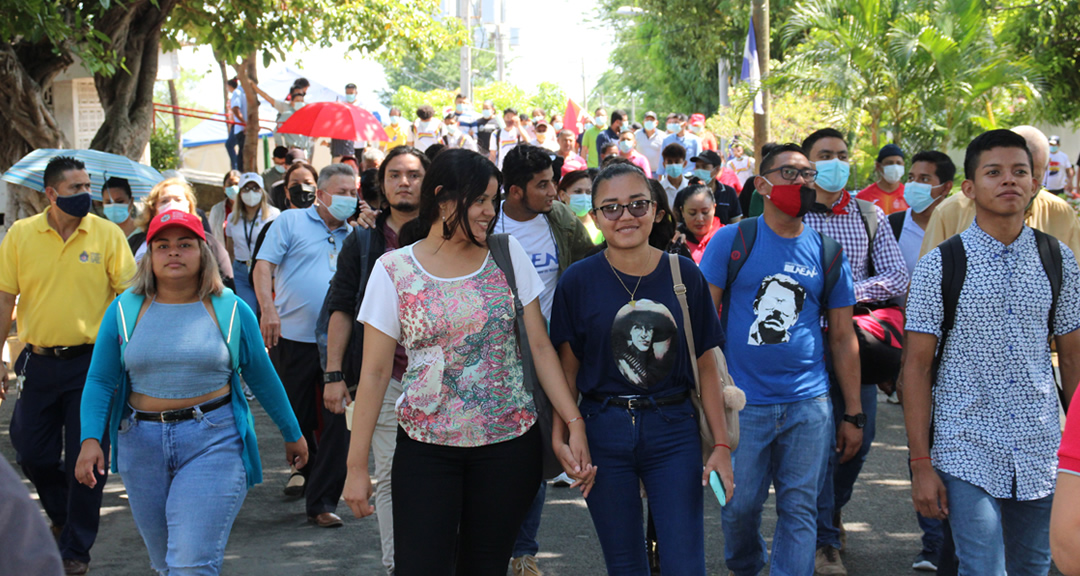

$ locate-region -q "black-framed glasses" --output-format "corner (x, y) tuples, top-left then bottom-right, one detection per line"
(761, 165), (818, 183)
(594, 200), (654, 220)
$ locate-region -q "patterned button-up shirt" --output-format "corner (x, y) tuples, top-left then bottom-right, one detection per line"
(804, 191), (909, 303)
(907, 222), (1080, 500)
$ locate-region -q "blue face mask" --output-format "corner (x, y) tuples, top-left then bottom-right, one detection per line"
(618, 140), (634, 153)
(345, 93), (357, 103)
(224, 185), (239, 200)
(553, 122), (563, 132)
(482, 109), (493, 119)
(904, 182), (943, 213)
(693, 168), (713, 182)
(643, 120), (657, 131)
(55, 191), (91, 218)
(325, 194), (358, 221)
(666, 164), (684, 178)
(1050, 145), (1060, 154)
(568, 194), (592, 217)
(666, 122), (682, 133)
(103, 203), (129, 223)
(584, 123), (594, 133)
(456, 103), (465, 113)
(814, 158), (850, 193)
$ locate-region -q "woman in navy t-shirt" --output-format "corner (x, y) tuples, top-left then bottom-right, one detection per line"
(550, 163), (735, 575)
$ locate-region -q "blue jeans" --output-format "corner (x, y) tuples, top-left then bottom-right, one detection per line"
(938, 471), (1053, 576)
(232, 261), (258, 313)
(118, 403), (248, 575)
(512, 481), (546, 557)
(582, 395), (705, 576)
(722, 394), (832, 576)
(816, 382), (878, 549)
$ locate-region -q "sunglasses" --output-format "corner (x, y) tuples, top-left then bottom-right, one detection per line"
(594, 199), (654, 220)
(761, 165), (818, 183)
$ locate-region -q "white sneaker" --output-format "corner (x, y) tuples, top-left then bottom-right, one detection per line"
(551, 472), (573, 487)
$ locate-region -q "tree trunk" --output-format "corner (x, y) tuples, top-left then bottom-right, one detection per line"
(168, 79), (182, 160)
(89, 0), (179, 160)
(0, 43), (71, 172)
(234, 53), (260, 172)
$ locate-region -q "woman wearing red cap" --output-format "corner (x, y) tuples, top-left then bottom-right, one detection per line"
(75, 209), (308, 575)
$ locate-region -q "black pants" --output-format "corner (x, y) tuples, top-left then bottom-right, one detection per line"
(9, 349), (106, 562)
(392, 425), (542, 576)
(269, 337), (347, 516)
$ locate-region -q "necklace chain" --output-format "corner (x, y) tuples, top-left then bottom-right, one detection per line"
(605, 249), (651, 306)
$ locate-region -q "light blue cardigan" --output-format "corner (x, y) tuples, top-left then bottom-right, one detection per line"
(80, 288), (302, 488)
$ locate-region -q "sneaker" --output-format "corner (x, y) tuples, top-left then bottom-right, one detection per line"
(886, 391), (901, 404)
(510, 555), (542, 576)
(283, 466), (305, 497)
(815, 546), (847, 576)
(912, 551), (939, 572)
(551, 472), (573, 487)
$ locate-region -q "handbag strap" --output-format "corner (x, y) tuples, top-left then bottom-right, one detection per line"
(669, 253), (702, 398)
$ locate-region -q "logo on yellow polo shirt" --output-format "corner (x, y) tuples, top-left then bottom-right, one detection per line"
(79, 251), (102, 264)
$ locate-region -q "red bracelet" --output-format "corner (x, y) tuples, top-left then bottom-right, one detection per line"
(566, 417), (582, 425)
(909, 456), (932, 463)
(713, 443), (731, 451)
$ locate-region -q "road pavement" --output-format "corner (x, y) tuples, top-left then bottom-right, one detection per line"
(0, 394), (1065, 575)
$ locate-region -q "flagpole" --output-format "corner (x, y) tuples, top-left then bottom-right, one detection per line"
(752, 0), (770, 163)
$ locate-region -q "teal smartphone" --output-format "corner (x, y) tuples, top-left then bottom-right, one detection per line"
(709, 470), (727, 507)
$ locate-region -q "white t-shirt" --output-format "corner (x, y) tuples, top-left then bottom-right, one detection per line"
(411, 120), (445, 152)
(896, 209), (925, 277)
(496, 212), (559, 320)
(496, 128), (523, 169)
(1044, 150), (1073, 190)
(224, 206), (281, 262)
(635, 129), (665, 177)
(660, 176), (686, 209)
(727, 156), (755, 186)
(357, 238), (542, 339)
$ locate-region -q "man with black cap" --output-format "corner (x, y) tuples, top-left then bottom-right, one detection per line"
(262, 145), (290, 192)
(0, 155), (136, 574)
(1045, 134), (1074, 197)
(857, 143), (908, 215)
(690, 149), (743, 224)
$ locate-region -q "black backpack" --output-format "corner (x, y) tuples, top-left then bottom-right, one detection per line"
(721, 216), (845, 330)
(934, 230), (1066, 409)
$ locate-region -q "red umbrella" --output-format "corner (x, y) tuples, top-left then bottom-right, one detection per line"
(276, 101), (389, 142)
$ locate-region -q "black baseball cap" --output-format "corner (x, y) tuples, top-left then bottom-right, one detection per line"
(690, 150), (724, 166)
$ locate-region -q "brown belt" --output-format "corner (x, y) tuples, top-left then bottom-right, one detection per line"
(29, 344), (94, 360)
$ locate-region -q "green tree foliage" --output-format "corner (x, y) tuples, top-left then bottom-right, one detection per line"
(149, 125), (181, 171)
(997, 0), (1080, 126)
(529, 83), (568, 118)
(380, 47), (498, 106)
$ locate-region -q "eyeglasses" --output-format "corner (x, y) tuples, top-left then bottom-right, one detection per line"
(761, 165), (818, 183)
(594, 200), (654, 220)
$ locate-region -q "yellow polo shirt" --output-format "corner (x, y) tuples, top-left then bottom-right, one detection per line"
(920, 190), (1080, 266)
(0, 208), (136, 347)
(380, 124), (409, 152)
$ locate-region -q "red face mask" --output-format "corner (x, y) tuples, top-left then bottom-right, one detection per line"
(764, 183), (816, 218)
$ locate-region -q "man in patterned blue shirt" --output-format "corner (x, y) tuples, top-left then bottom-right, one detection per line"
(903, 129), (1080, 576)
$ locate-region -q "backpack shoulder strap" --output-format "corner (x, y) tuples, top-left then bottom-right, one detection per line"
(888, 211), (906, 242)
(1033, 229), (1063, 339)
(938, 234), (967, 366)
(488, 233), (517, 296)
(855, 198), (879, 276)
(820, 231), (844, 307)
(721, 217), (759, 330)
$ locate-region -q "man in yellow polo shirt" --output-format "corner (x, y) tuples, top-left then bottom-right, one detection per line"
(380, 107), (409, 152)
(0, 155), (135, 576)
(920, 125), (1080, 264)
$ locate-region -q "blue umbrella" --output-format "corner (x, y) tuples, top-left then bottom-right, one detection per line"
(1, 148), (164, 201)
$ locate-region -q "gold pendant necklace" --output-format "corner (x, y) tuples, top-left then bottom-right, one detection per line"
(605, 249), (652, 306)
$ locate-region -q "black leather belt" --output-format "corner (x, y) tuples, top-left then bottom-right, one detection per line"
(29, 344), (94, 360)
(584, 390), (690, 410)
(133, 394), (231, 423)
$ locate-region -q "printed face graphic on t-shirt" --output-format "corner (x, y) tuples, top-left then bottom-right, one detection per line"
(749, 273), (805, 346)
(610, 299), (678, 389)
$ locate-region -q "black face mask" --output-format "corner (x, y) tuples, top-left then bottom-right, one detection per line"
(288, 184), (316, 209)
(55, 191), (92, 218)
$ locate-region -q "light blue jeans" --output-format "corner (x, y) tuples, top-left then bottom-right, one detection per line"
(938, 470), (1053, 576)
(721, 394), (832, 576)
(232, 261), (258, 314)
(118, 403), (248, 576)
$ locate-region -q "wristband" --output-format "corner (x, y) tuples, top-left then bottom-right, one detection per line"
(909, 456), (932, 463)
(566, 417), (583, 425)
(713, 443), (731, 451)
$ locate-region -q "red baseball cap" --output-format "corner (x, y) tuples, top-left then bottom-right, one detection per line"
(147, 209), (206, 244)
(689, 113), (706, 125)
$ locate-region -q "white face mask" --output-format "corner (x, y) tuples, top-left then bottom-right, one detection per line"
(241, 190), (263, 207)
(882, 164), (905, 184)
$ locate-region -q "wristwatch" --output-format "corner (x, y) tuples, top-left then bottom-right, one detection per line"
(842, 413), (867, 429)
(323, 371), (345, 384)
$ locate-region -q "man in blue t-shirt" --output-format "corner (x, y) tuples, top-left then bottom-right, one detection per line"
(698, 143), (863, 576)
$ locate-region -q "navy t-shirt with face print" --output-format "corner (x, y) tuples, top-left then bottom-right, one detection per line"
(550, 252), (724, 397)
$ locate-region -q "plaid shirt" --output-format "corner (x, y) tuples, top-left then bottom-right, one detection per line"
(804, 191), (909, 303)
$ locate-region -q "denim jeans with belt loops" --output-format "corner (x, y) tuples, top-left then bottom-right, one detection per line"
(118, 403), (248, 576)
(581, 393), (705, 576)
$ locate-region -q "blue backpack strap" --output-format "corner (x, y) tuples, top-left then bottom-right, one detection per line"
(820, 231), (844, 307)
(721, 217), (759, 331)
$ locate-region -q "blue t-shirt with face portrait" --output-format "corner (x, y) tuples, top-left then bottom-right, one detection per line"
(698, 217), (856, 405)
(550, 252), (724, 397)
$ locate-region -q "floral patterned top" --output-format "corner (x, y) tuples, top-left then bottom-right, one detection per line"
(358, 240), (543, 447)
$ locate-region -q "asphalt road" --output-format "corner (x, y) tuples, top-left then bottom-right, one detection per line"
(0, 394), (1065, 575)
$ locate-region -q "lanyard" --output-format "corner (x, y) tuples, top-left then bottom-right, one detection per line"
(242, 208), (261, 254)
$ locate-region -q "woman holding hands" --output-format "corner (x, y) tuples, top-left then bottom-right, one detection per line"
(343, 149), (593, 576)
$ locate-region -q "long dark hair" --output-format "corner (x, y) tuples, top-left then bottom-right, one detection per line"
(399, 149), (502, 246)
